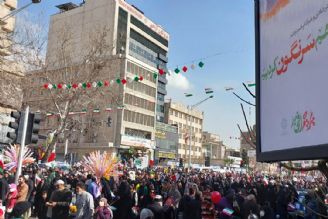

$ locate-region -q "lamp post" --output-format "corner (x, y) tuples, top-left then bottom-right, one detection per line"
(187, 95), (214, 168)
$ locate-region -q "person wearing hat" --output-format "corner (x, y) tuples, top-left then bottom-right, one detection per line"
(147, 195), (165, 219)
(46, 179), (72, 219)
(94, 197), (113, 219)
(140, 208), (154, 219)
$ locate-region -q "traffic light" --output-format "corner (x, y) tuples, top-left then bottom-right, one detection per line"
(7, 111), (25, 144)
(25, 113), (41, 144)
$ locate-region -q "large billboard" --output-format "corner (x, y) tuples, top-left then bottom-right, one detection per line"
(256, 0), (328, 161)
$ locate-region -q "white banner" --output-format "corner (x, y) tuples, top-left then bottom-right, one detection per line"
(260, 0), (328, 152)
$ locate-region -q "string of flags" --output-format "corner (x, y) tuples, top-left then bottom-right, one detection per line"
(173, 61), (205, 74)
(42, 75), (147, 90)
(184, 88), (214, 97)
(224, 82), (255, 91)
(46, 106), (125, 117)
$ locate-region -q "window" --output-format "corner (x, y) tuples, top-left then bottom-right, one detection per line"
(169, 120), (173, 124)
(130, 16), (169, 47)
(157, 93), (165, 101)
(175, 111), (178, 117)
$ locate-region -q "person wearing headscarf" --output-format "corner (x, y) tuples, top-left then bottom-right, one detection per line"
(94, 197), (113, 219)
(112, 180), (134, 219)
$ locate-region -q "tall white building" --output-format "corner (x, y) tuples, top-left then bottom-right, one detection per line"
(164, 100), (204, 162)
(26, 0), (169, 160)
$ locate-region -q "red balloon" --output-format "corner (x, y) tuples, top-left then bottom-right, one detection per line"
(211, 191), (221, 204)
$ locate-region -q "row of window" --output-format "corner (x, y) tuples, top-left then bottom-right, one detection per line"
(130, 28), (167, 57)
(123, 109), (155, 127)
(129, 38), (163, 68)
(124, 93), (155, 112)
(178, 134), (202, 143)
(169, 109), (202, 125)
(179, 144), (202, 152)
(168, 120), (202, 133)
(126, 79), (156, 97)
(130, 15), (169, 47)
(127, 61), (156, 83)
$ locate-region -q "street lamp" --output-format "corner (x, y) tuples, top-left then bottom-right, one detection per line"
(186, 94), (214, 168)
(0, 0), (41, 22)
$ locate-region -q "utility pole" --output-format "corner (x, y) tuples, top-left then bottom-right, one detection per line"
(187, 95), (214, 168)
(15, 106), (29, 183)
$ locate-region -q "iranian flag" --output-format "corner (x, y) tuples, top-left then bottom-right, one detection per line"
(184, 93), (193, 97)
(205, 88), (213, 94)
(0, 160), (4, 174)
(247, 82), (256, 87)
(225, 87), (234, 91)
(47, 143), (56, 162)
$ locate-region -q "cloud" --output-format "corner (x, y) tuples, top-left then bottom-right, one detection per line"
(167, 70), (191, 91)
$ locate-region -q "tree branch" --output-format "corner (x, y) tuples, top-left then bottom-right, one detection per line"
(242, 83), (256, 98)
(232, 92), (255, 106)
(237, 124), (256, 149)
(240, 103), (256, 141)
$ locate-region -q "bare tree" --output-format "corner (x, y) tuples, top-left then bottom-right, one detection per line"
(23, 23), (124, 162)
(0, 12), (47, 111)
(235, 84), (328, 179)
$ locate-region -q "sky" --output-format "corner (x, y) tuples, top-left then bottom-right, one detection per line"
(18, 0), (256, 149)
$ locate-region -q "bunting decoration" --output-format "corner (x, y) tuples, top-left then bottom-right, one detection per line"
(185, 93), (193, 97)
(205, 88), (214, 94)
(172, 61), (205, 74)
(45, 106), (124, 118)
(43, 75), (145, 90)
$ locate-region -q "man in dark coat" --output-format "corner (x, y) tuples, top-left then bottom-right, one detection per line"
(46, 180), (72, 219)
(0, 172), (8, 205)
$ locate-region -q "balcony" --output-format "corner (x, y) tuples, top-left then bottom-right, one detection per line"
(0, 4), (10, 25)
(2, 16), (15, 32)
(4, 0), (17, 10)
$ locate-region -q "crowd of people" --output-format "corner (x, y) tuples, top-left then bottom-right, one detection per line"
(0, 164), (327, 219)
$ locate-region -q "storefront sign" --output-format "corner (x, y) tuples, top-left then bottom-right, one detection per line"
(158, 151), (175, 159)
(121, 135), (153, 149)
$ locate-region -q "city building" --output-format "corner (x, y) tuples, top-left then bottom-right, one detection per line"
(239, 125), (256, 155)
(0, 0), (24, 145)
(202, 131), (225, 166)
(225, 148), (240, 158)
(164, 100), (204, 164)
(24, 0), (169, 161)
(154, 122), (178, 165)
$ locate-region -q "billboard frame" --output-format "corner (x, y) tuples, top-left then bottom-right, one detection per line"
(255, 0), (328, 162)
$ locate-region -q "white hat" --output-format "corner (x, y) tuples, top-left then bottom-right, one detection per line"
(55, 180), (65, 185)
(140, 208), (154, 219)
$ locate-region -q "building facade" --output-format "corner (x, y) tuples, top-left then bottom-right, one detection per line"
(24, 0), (169, 160)
(164, 100), (204, 163)
(0, 0), (24, 145)
(154, 121), (178, 165)
(202, 132), (225, 166)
